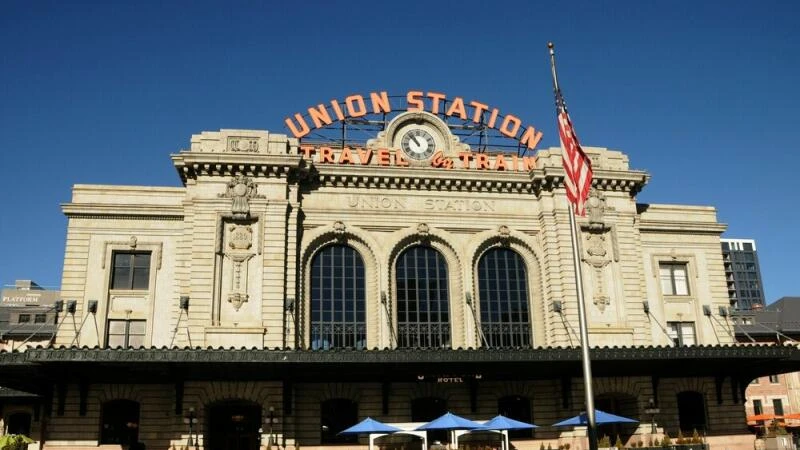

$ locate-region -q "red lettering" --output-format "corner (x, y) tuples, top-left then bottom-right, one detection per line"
(493, 154), (508, 171)
(320, 147), (335, 163)
(394, 151), (409, 167)
(523, 156), (537, 171)
(345, 95), (367, 117)
(470, 101), (488, 124)
(301, 145), (315, 159)
(330, 99), (345, 120)
(356, 148), (372, 164)
(475, 153), (490, 169)
(487, 108), (499, 128)
(338, 147), (355, 164)
(285, 113), (310, 139)
(458, 152), (473, 169)
(407, 91), (424, 112)
(377, 149), (391, 166)
(499, 114), (521, 138)
(308, 104), (332, 128)
(519, 126), (543, 150)
(370, 91), (391, 114)
(446, 97), (467, 120)
(427, 92), (446, 114)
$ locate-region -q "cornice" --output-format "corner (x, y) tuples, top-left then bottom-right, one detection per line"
(638, 221), (728, 234)
(62, 203), (185, 220)
(309, 164), (649, 196)
(534, 167), (650, 195)
(171, 152), (305, 184)
(313, 165), (536, 194)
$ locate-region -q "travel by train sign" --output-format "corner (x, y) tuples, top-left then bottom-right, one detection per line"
(284, 90), (543, 172)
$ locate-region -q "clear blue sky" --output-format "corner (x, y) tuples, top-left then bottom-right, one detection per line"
(1, 1), (798, 301)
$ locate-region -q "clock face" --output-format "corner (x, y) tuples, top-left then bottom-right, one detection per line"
(400, 128), (436, 161)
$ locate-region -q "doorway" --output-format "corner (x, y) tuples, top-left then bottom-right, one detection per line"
(206, 401), (262, 450)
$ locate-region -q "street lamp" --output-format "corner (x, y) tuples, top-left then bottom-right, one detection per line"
(183, 407), (198, 447)
(644, 398), (660, 435)
(266, 406), (279, 447)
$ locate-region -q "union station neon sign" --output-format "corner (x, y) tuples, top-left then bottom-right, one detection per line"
(284, 90), (543, 150)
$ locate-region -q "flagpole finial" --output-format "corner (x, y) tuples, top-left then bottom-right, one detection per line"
(547, 42), (554, 49)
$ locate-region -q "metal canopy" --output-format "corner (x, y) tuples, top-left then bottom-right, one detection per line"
(0, 344), (798, 393)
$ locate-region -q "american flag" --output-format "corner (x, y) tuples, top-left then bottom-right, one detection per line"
(556, 89), (593, 216)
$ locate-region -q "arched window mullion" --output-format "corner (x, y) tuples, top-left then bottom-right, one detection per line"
(397, 246), (450, 349)
(311, 245), (366, 350)
(478, 248), (531, 348)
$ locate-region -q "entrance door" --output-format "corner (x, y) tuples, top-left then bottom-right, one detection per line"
(207, 401), (262, 450)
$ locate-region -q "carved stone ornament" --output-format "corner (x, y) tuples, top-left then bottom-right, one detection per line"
(494, 225), (511, 247)
(594, 294), (611, 312)
(228, 225), (253, 250)
(417, 223), (430, 236)
(499, 224), (511, 238)
(227, 137), (259, 153)
(128, 236), (138, 249)
(583, 232), (611, 313)
(586, 188), (606, 231)
(228, 292), (249, 311)
(333, 221), (346, 234)
(219, 175), (262, 219)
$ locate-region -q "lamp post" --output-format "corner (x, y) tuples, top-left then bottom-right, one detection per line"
(644, 399), (660, 435)
(266, 406), (279, 447)
(183, 407), (198, 448)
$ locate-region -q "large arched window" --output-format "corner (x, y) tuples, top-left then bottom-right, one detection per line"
(478, 248), (531, 347)
(396, 246), (450, 348)
(321, 399), (358, 444)
(311, 245), (366, 350)
(677, 391), (707, 432)
(100, 400), (140, 446)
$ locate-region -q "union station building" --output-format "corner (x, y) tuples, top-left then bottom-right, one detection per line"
(2, 102), (799, 450)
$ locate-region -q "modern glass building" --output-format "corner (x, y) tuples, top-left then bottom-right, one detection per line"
(721, 239), (766, 311)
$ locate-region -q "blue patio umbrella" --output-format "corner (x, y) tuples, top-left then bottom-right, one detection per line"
(416, 412), (483, 430)
(475, 415), (538, 450)
(339, 417), (403, 435)
(552, 409), (638, 427)
(481, 415), (538, 430)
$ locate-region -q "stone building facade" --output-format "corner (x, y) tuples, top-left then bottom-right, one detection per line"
(2, 112), (798, 450)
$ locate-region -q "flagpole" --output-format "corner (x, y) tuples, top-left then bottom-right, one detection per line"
(548, 41), (598, 450)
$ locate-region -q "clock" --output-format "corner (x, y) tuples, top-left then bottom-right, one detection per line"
(400, 128), (436, 161)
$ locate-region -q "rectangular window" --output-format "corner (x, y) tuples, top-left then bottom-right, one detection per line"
(667, 321), (696, 346)
(660, 263), (690, 295)
(773, 399), (784, 416)
(751, 377), (760, 385)
(770, 375), (780, 383)
(17, 314), (31, 324)
(34, 313), (47, 323)
(753, 399), (763, 414)
(111, 252), (151, 290)
(106, 319), (146, 348)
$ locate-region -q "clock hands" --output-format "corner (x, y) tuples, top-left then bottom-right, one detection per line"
(408, 135), (428, 154)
